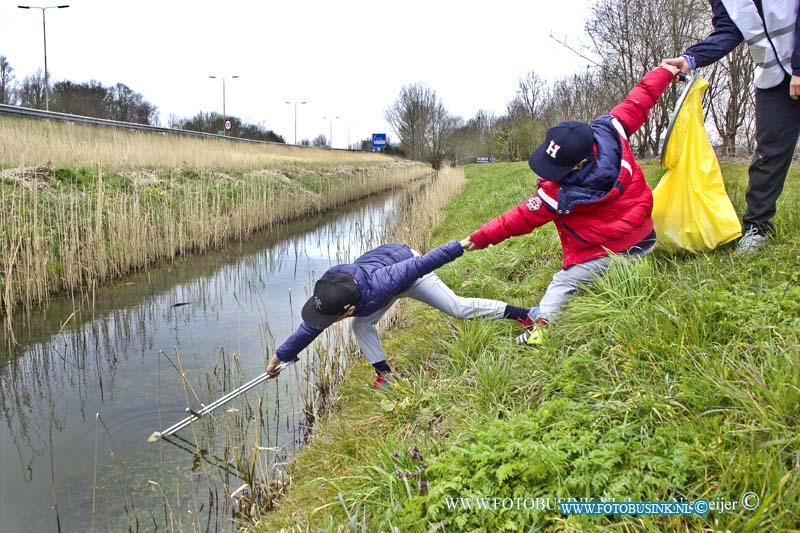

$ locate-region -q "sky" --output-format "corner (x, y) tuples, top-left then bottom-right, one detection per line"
(0, 0), (594, 147)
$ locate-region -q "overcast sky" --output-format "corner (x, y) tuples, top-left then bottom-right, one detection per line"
(1, 0), (594, 147)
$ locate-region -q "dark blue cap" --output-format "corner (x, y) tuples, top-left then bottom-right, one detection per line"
(301, 271), (360, 329)
(528, 120), (594, 182)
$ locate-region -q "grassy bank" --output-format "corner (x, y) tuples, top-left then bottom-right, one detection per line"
(263, 160), (799, 531)
(0, 117), (432, 326)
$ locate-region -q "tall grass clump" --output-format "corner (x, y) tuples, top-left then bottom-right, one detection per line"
(263, 160), (799, 531)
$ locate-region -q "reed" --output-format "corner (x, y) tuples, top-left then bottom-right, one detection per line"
(0, 116), (389, 169)
(1, 160), (433, 327)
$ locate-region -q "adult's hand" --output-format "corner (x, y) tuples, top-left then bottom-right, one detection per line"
(663, 56), (691, 73)
(460, 237), (477, 252)
(266, 355), (284, 377)
(791, 75), (800, 101)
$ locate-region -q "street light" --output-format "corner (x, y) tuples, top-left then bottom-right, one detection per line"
(285, 101), (307, 145)
(209, 74), (239, 136)
(322, 115), (341, 148)
(18, 4), (69, 111)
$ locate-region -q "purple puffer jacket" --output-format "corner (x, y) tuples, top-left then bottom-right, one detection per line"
(275, 241), (463, 361)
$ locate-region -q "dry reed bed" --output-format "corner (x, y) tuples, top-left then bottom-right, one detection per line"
(0, 116), (390, 169)
(1, 116), (405, 326)
(1, 162), (433, 324)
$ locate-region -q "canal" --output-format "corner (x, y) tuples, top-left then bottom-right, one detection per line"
(0, 185), (418, 532)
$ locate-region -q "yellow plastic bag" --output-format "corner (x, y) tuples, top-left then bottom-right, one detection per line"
(652, 76), (741, 253)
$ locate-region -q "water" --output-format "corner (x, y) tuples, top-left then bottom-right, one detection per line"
(0, 188), (413, 532)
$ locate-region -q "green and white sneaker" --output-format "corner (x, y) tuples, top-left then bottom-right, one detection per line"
(516, 326), (546, 346)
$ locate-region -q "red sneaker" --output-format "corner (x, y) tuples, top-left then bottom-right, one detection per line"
(372, 373), (393, 389)
(516, 316), (534, 329)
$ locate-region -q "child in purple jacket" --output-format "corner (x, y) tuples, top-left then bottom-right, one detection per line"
(266, 239), (529, 388)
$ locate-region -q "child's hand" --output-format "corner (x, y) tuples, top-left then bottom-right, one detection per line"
(662, 56), (690, 73)
(266, 355), (284, 377)
(660, 61), (681, 77)
(460, 237), (477, 251)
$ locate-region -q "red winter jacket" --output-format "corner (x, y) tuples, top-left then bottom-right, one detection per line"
(469, 66), (674, 268)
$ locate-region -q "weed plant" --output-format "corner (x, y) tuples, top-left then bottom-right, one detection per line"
(263, 161), (799, 531)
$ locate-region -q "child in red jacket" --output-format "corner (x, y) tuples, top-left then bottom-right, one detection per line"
(462, 62), (681, 345)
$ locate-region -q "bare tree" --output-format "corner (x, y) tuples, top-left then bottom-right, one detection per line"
(385, 84), (436, 161)
(0, 55), (15, 104)
(449, 109), (498, 162)
(542, 69), (616, 124)
(515, 71), (548, 120)
(108, 83), (158, 124)
(429, 105), (462, 169)
(17, 70), (47, 109)
(583, 0), (710, 156)
(385, 83), (457, 168)
(703, 43), (754, 156)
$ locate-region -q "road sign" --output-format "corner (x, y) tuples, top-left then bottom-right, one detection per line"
(372, 133), (387, 152)
(476, 156), (497, 163)
(224, 119), (233, 131)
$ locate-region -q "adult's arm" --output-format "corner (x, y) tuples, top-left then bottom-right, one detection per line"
(683, 0), (744, 68)
(469, 193), (556, 249)
(793, 7), (800, 76)
(793, 10), (800, 100)
(609, 66), (676, 137)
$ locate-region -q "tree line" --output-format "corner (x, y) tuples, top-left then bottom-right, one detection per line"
(0, 55), (284, 143)
(385, 0), (757, 168)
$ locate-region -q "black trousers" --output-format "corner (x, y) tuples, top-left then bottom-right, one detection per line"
(745, 74), (800, 232)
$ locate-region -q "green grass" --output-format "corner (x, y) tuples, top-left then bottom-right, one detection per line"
(263, 161), (799, 532)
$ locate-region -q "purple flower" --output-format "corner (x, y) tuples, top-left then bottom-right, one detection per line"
(396, 470), (405, 479)
(418, 481), (428, 495)
(391, 451), (399, 460)
(408, 446), (423, 461)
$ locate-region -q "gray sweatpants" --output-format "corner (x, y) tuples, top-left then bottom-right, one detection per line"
(351, 270), (506, 364)
(537, 245), (654, 322)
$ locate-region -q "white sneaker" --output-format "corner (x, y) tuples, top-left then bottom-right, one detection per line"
(736, 225), (768, 255)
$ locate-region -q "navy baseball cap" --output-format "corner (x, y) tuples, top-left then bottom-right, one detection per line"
(301, 271), (361, 329)
(528, 120), (595, 181)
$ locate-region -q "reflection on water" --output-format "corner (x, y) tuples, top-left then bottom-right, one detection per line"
(0, 187), (416, 532)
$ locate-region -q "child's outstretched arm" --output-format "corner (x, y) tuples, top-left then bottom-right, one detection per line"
(466, 192), (556, 250)
(609, 63), (680, 136)
(374, 240), (464, 296)
(267, 323), (324, 375)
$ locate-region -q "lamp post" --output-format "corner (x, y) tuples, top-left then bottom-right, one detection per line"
(18, 4), (69, 111)
(209, 75), (238, 136)
(322, 115), (340, 148)
(285, 101), (307, 145)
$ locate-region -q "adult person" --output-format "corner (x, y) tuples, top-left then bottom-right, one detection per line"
(665, 0), (800, 254)
(265, 240), (531, 388)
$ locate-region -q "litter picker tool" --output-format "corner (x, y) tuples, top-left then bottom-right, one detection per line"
(148, 360), (296, 442)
